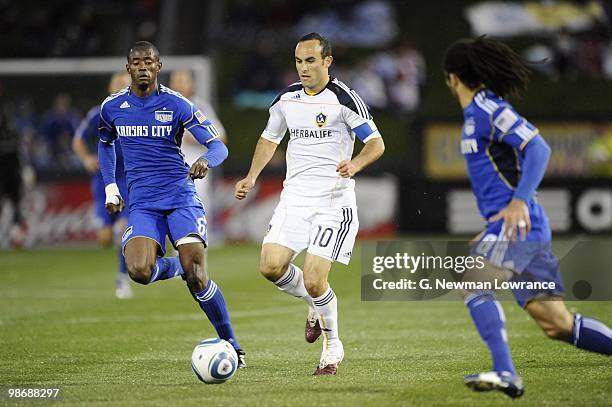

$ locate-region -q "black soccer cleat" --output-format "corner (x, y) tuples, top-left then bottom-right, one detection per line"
(464, 371), (524, 399)
(236, 349), (247, 369)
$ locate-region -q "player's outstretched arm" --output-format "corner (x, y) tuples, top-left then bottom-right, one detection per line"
(73, 136), (99, 174)
(337, 137), (385, 178)
(98, 139), (124, 214)
(234, 137), (279, 200)
(188, 139), (229, 180)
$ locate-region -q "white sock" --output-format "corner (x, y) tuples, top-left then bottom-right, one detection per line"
(313, 287), (342, 354)
(274, 264), (314, 307)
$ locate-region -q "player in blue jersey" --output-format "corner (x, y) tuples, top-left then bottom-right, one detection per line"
(98, 41), (245, 367)
(443, 37), (611, 398)
(73, 72), (132, 299)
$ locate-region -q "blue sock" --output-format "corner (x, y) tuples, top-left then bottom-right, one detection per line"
(572, 314), (612, 355)
(148, 257), (184, 283)
(118, 249), (128, 275)
(466, 293), (516, 374)
(192, 280), (241, 350)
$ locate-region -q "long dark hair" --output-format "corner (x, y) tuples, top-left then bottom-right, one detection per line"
(443, 36), (531, 98)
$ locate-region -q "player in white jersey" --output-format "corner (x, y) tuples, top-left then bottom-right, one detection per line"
(235, 32), (385, 375)
(170, 70), (227, 245)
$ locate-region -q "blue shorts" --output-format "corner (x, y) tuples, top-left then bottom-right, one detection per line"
(121, 205), (208, 256)
(92, 174), (128, 227)
(472, 205), (565, 307)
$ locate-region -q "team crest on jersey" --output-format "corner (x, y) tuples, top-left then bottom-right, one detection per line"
(155, 110), (173, 123)
(315, 112), (327, 128)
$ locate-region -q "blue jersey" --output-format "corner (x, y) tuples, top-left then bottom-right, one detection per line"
(462, 89), (542, 220)
(75, 105), (126, 179)
(99, 85), (220, 211)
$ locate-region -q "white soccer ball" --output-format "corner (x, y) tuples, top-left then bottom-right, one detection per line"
(191, 338), (238, 384)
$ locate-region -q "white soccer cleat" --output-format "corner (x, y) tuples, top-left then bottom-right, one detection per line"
(115, 274), (133, 299)
(464, 371), (524, 399)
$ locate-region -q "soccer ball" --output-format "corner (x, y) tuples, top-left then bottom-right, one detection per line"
(191, 338), (238, 384)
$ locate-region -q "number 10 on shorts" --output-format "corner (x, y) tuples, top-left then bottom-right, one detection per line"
(312, 225), (334, 247)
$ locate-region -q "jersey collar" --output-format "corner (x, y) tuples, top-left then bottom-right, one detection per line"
(303, 76), (331, 97)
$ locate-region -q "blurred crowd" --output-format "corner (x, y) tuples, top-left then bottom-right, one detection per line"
(3, 0), (612, 178)
(225, 0), (426, 113)
(234, 38), (426, 115)
(525, 23), (612, 80)
(0, 0), (159, 57)
(7, 94), (83, 173)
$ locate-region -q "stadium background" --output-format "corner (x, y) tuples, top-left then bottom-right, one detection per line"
(1, 1), (611, 405)
(2, 0), (612, 246)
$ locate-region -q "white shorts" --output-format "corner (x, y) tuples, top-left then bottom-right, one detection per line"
(262, 202), (359, 265)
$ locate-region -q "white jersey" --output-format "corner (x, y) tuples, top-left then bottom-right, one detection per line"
(261, 77), (381, 207)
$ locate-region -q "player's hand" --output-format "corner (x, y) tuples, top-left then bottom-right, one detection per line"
(105, 197), (125, 215)
(234, 177), (255, 200)
(336, 160), (359, 178)
(489, 198), (531, 241)
(188, 158), (209, 179)
(104, 183), (125, 215)
(83, 155), (99, 174)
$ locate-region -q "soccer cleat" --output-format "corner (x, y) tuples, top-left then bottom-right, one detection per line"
(115, 274), (133, 299)
(313, 348), (344, 376)
(464, 371), (524, 399)
(305, 307), (321, 343)
(235, 349), (247, 369)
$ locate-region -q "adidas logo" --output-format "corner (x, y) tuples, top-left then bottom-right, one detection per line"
(292, 94), (300, 100)
(120, 101), (130, 109)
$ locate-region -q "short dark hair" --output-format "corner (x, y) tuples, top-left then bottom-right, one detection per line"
(298, 32), (332, 58)
(127, 41), (160, 62)
(443, 36), (531, 99)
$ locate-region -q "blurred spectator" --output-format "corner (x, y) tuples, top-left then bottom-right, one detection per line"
(388, 40), (425, 113)
(349, 60), (388, 111)
(553, 27), (578, 79)
(39, 93), (81, 171)
(361, 41), (426, 114)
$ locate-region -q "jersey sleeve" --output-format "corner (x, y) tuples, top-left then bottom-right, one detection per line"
(492, 107), (539, 150)
(195, 98), (226, 139)
(99, 103), (117, 143)
(261, 101), (287, 144)
(182, 101), (220, 145)
(340, 90), (381, 143)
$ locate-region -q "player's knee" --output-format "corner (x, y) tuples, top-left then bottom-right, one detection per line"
(181, 254), (208, 292)
(127, 261), (154, 285)
(259, 260), (287, 281)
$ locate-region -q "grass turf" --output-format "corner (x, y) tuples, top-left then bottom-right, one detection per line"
(0, 243), (610, 406)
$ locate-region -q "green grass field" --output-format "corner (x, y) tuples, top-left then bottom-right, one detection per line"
(1, 243), (610, 406)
